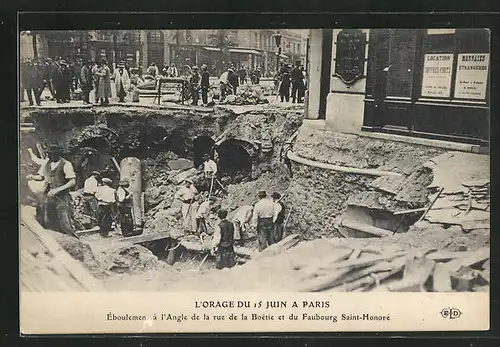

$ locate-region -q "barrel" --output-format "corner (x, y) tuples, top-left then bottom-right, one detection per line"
(119, 157), (143, 227)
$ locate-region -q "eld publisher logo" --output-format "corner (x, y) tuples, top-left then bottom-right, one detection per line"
(440, 307), (462, 319)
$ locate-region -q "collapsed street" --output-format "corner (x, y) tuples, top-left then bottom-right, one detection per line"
(20, 96), (490, 293)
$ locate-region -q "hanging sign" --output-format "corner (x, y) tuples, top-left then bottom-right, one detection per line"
(421, 54), (454, 97)
(454, 53), (489, 100)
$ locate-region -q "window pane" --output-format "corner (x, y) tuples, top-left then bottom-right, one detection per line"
(386, 29), (417, 98)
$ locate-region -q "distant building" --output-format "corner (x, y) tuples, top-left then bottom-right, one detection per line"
(141, 29), (308, 76)
(20, 29), (308, 76)
(305, 29), (489, 146)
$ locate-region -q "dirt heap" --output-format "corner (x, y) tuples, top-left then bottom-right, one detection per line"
(422, 151), (490, 233)
(96, 244), (167, 274)
(51, 232), (107, 279)
(219, 85), (270, 105)
(283, 126), (446, 240)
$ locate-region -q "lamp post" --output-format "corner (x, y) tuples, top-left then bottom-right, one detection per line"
(273, 32), (282, 73)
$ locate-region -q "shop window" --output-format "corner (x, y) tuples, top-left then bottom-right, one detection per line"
(453, 29), (490, 101)
(385, 29), (417, 98)
(148, 31), (163, 45)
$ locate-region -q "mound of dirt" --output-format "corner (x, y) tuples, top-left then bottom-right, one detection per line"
(294, 127), (444, 173)
(51, 232), (107, 279)
(97, 245), (166, 274)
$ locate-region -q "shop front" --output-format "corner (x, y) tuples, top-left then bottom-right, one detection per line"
(363, 28), (489, 145)
(306, 28), (490, 146)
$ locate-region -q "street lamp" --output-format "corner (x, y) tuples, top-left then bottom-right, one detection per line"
(273, 32), (282, 73)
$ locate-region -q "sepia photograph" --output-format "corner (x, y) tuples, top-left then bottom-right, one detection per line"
(18, 26), (490, 333)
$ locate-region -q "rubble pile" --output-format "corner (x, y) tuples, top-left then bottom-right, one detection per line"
(293, 244), (490, 292)
(422, 152), (490, 233)
(97, 245), (166, 274)
(70, 192), (96, 230)
(219, 85), (269, 105)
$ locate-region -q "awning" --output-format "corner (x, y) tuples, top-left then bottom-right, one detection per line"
(203, 46), (221, 52)
(229, 48), (262, 55)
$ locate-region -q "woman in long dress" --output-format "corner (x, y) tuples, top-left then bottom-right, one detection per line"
(96, 60), (112, 105)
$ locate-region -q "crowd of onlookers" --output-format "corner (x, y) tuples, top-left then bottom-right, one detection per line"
(21, 56), (307, 107)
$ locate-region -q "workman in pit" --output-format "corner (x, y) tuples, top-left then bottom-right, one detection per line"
(82, 170), (101, 219)
(211, 209), (236, 270)
(203, 153), (220, 194)
(251, 190), (281, 251)
(36, 144), (79, 238)
(195, 195), (216, 235)
(115, 179), (134, 236)
(174, 178), (199, 233)
(95, 177), (116, 237)
(271, 192), (286, 243)
(232, 203), (254, 246)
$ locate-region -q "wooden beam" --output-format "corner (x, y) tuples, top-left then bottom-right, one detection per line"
(340, 220), (393, 237)
(20, 206), (103, 291)
(393, 207), (426, 215)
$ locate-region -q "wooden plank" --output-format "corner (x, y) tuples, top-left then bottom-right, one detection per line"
(20, 206), (103, 291)
(387, 258), (435, 292)
(419, 187), (444, 223)
(252, 234), (300, 261)
(432, 263), (452, 292)
(349, 249), (361, 260)
(393, 207), (426, 216)
(299, 248), (354, 280)
(445, 248), (490, 272)
(327, 251), (407, 272)
(426, 250), (478, 262)
(340, 220), (393, 237)
(76, 226), (100, 236)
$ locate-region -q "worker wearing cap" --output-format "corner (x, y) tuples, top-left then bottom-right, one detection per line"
(174, 178), (199, 232)
(195, 195), (216, 235)
(83, 170), (101, 218)
(200, 64), (210, 106)
(37, 144), (78, 238)
(115, 180), (134, 236)
(251, 190), (282, 251)
(232, 203), (254, 246)
(271, 192), (286, 243)
(189, 66), (201, 106)
(95, 177), (116, 237)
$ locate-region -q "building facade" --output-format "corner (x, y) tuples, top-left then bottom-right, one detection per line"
(143, 29), (308, 76)
(21, 29), (308, 76)
(306, 28), (490, 146)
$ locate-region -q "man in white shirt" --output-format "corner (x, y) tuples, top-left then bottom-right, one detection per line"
(174, 178), (199, 232)
(195, 195), (216, 235)
(203, 154), (218, 178)
(232, 203), (254, 246)
(95, 177), (116, 237)
(82, 170), (100, 217)
(251, 190), (282, 251)
(37, 144), (78, 238)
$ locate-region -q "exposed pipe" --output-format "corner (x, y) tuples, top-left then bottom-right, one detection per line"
(286, 150), (402, 177)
